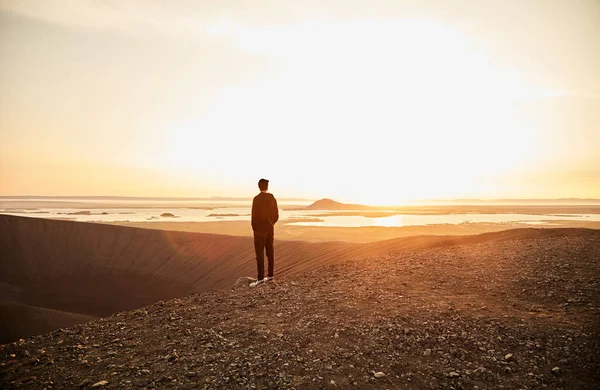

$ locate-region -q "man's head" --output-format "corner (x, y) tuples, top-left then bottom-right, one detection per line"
(258, 178), (269, 191)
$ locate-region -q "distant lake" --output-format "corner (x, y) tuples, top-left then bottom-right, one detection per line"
(2, 206), (600, 227)
(287, 212), (600, 227)
(0, 198), (311, 206)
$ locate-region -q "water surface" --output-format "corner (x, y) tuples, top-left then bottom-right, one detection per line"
(2, 207), (599, 227)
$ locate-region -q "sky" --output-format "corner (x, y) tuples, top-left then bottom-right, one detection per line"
(1, 0), (599, 204)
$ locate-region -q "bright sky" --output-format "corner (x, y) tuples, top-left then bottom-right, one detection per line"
(1, 0), (599, 204)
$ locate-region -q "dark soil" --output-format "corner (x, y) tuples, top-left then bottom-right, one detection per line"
(1, 229), (599, 389)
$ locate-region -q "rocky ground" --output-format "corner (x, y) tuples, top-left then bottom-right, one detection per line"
(1, 229), (599, 389)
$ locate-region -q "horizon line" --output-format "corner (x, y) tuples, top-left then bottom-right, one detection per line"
(2, 195), (600, 203)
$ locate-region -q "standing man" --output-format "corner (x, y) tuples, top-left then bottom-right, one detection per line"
(250, 178), (279, 287)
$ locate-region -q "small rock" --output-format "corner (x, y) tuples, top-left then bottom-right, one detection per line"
(330, 380), (336, 385)
(78, 379), (92, 388)
(424, 349), (432, 356)
(505, 353), (513, 361)
(373, 372), (386, 378)
(235, 277), (254, 288)
(167, 352), (179, 362)
(448, 371), (460, 378)
(91, 380), (108, 387)
(552, 367), (560, 375)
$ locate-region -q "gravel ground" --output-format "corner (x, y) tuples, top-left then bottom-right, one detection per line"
(1, 229), (599, 389)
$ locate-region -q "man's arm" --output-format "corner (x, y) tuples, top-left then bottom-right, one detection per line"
(251, 197), (258, 231)
(272, 196), (279, 224)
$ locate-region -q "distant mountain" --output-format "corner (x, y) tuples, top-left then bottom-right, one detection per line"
(306, 198), (373, 210)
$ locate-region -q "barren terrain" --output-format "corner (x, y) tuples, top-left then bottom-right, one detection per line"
(4, 215), (563, 343)
(1, 226), (599, 389)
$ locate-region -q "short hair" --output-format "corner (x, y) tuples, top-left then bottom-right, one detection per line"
(258, 178), (269, 190)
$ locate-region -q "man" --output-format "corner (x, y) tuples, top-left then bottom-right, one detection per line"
(250, 178), (279, 287)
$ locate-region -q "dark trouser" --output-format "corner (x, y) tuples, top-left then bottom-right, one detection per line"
(254, 231), (274, 280)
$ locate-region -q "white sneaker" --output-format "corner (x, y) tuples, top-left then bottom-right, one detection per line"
(264, 276), (274, 282)
(250, 279), (265, 288)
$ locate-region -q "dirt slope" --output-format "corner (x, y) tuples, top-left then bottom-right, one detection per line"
(1, 228), (599, 389)
(0, 214), (596, 344)
(0, 215), (360, 319)
(0, 215), (509, 319)
(0, 302), (97, 344)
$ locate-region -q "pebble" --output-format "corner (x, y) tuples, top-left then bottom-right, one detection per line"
(505, 353), (513, 361)
(424, 349), (432, 356)
(552, 366), (560, 375)
(373, 372), (386, 378)
(91, 380), (108, 387)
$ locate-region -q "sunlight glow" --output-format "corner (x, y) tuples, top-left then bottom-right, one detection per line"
(162, 18), (547, 202)
(1, 2), (598, 199)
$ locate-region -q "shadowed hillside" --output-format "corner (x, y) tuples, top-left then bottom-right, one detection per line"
(1, 214), (597, 344)
(0, 302), (97, 344)
(1, 227), (599, 389)
(0, 216), (364, 320)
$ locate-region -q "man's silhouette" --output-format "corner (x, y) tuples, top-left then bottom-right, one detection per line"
(250, 178), (279, 287)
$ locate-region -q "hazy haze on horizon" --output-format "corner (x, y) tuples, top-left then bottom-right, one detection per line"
(1, 0), (599, 205)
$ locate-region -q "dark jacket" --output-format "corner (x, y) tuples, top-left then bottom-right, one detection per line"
(251, 192), (279, 233)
